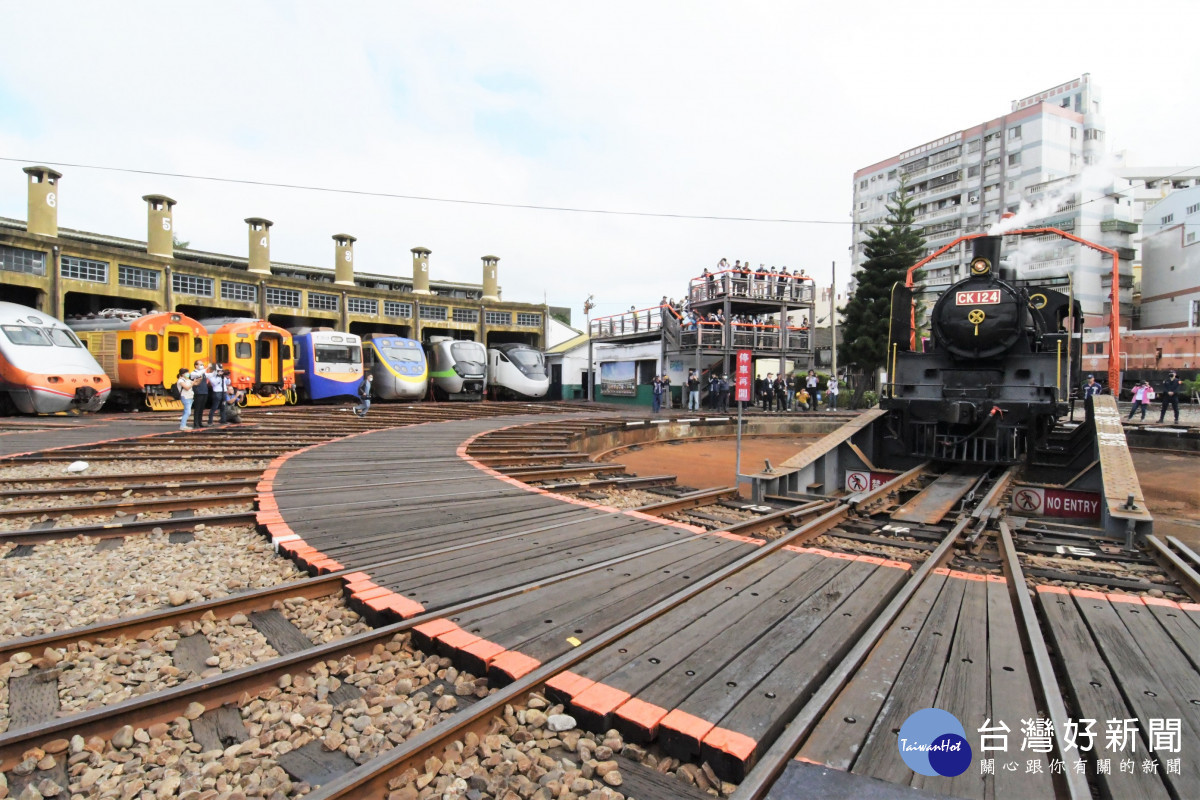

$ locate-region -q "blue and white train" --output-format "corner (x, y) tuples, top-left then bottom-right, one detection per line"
(364, 335), (428, 401)
(488, 343), (549, 400)
(291, 330), (363, 403)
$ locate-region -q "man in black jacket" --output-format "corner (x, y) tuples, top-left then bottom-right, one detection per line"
(1158, 371), (1182, 424)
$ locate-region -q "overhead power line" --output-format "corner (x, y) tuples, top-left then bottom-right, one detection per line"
(2, 156), (1197, 228)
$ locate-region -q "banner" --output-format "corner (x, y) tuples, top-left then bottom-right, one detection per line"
(599, 361), (637, 397)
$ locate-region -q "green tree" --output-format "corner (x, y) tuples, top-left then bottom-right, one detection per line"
(840, 184), (926, 378)
(172, 235), (190, 249)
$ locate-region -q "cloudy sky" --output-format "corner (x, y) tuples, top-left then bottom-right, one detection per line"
(2, 2), (1197, 324)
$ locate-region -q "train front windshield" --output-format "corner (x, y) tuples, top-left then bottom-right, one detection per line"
(381, 346), (423, 363)
(508, 348), (545, 376)
(451, 342), (485, 364)
(315, 344), (362, 364)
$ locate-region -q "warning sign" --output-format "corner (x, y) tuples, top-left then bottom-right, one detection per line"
(1011, 487), (1101, 520)
(845, 471), (899, 492)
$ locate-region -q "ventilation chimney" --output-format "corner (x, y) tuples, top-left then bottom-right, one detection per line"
(23, 166), (62, 237)
(411, 247), (432, 294)
(481, 255), (500, 302)
(246, 217), (273, 275)
(333, 234), (356, 286)
(143, 195), (176, 257)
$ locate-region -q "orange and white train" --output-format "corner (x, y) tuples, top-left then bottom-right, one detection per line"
(73, 311), (208, 410)
(0, 301), (110, 414)
(201, 317), (297, 406)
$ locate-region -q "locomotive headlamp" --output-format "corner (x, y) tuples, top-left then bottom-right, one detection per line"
(970, 257), (991, 276)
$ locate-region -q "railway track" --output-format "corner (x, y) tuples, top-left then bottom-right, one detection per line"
(1, 406), (1196, 798)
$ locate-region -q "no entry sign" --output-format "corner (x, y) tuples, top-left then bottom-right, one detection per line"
(844, 471), (899, 492)
(735, 349), (752, 403)
(1012, 487), (1101, 520)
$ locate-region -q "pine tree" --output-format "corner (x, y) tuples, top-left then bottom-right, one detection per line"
(840, 185), (927, 379)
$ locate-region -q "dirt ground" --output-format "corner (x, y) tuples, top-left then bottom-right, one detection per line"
(608, 436), (1200, 548)
(604, 435), (822, 493)
(1132, 450), (1200, 550)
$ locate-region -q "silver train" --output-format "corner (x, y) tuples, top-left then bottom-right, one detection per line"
(488, 343), (549, 400)
(427, 337), (486, 401)
(0, 301), (111, 414)
(364, 335), (429, 401)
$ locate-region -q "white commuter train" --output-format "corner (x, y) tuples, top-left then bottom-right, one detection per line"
(487, 343), (549, 400)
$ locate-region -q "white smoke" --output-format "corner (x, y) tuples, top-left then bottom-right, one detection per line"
(988, 154), (1127, 276)
(988, 154), (1124, 236)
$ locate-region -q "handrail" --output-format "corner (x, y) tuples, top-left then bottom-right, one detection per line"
(691, 267), (816, 285)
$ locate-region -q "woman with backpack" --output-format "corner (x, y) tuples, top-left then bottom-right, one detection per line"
(175, 369), (194, 431)
(354, 373), (374, 418)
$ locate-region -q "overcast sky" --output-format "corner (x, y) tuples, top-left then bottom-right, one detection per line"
(2, 2), (1197, 324)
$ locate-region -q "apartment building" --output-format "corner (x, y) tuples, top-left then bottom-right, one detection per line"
(851, 74), (1135, 328)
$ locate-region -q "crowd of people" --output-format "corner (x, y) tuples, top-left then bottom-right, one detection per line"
(695, 260), (813, 302)
(174, 360), (243, 431)
(1086, 371), (1186, 425)
(751, 369), (840, 412)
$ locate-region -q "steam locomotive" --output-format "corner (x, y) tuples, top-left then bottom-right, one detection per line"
(879, 235), (1081, 466)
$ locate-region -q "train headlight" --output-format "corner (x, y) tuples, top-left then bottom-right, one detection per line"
(970, 257), (991, 276)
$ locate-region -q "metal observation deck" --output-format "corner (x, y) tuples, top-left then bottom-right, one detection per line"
(588, 268), (819, 376)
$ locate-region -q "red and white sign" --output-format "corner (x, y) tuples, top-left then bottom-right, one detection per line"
(844, 471), (900, 492)
(955, 289), (1000, 306)
(735, 349), (753, 403)
(1012, 487), (1101, 519)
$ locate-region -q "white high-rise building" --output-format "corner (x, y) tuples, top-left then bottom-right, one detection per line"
(850, 74), (1136, 329)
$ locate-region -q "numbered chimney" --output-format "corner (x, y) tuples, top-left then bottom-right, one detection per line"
(411, 247), (432, 294)
(481, 255), (500, 301)
(246, 218), (273, 275)
(143, 195), (176, 258)
(23, 166), (61, 237)
(334, 234), (356, 286)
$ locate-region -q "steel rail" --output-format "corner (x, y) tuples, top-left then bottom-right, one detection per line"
(0, 525), (718, 769)
(730, 467), (1006, 800)
(633, 486), (739, 515)
(0, 491), (256, 519)
(0, 468), (266, 486)
(0, 574), (344, 664)
(304, 503), (856, 798)
(1144, 535), (1200, 603)
(714, 499), (834, 538)
(0, 509), (260, 543)
(995, 519), (1092, 800)
(0, 477), (259, 500)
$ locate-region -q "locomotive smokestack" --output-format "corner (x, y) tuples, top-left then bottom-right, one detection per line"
(971, 236), (1002, 271)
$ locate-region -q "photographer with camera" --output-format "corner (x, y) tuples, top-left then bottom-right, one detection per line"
(206, 364), (226, 426)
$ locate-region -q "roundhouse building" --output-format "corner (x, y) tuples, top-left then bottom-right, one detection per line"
(1, 166), (545, 350)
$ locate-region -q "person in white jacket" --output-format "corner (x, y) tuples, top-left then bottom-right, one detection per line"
(1127, 381), (1152, 421)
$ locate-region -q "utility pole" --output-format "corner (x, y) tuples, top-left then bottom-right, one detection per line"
(830, 260), (838, 380)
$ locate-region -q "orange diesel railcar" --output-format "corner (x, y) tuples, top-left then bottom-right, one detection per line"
(73, 311), (208, 410)
(202, 317), (296, 406)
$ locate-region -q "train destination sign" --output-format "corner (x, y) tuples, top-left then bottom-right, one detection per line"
(1011, 487), (1101, 519)
(955, 289), (1000, 305)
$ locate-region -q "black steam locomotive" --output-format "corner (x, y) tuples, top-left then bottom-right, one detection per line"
(879, 236), (1081, 466)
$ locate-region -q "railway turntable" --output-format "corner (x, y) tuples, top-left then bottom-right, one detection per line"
(246, 403), (1200, 799)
